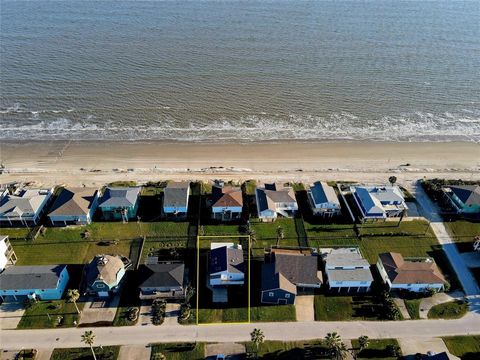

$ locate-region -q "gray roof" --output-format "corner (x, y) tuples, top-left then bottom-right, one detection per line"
(139, 263), (185, 288)
(327, 268), (373, 282)
(209, 246), (244, 274)
(0, 188), (51, 218)
(323, 248), (370, 268)
(163, 182), (190, 208)
(85, 255), (125, 287)
(262, 253), (322, 291)
(449, 185), (480, 206)
(256, 183), (297, 212)
(98, 187), (140, 208)
(0, 265), (66, 290)
(310, 181), (340, 206)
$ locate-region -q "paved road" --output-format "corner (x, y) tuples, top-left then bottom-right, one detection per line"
(1, 314), (480, 349)
(413, 183), (480, 298)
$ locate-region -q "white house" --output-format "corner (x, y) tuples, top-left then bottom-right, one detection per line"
(0, 236), (17, 272)
(48, 187), (99, 225)
(211, 185), (243, 221)
(308, 181), (341, 217)
(0, 188), (53, 226)
(322, 248), (373, 293)
(209, 243), (244, 286)
(377, 252), (446, 293)
(255, 183), (298, 222)
(163, 182), (190, 218)
(351, 185), (408, 220)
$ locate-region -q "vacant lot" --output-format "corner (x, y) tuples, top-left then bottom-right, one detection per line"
(444, 220), (480, 250)
(151, 343), (205, 360)
(314, 294), (386, 321)
(17, 300), (83, 329)
(443, 336), (480, 360)
(245, 340), (330, 359)
(428, 300), (468, 319)
(351, 338), (400, 360)
(50, 346), (120, 360)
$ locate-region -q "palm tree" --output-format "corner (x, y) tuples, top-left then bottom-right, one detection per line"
(358, 335), (369, 351)
(66, 289), (81, 315)
(388, 176), (397, 186)
(250, 328), (265, 358)
(276, 226), (284, 246)
(325, 332), (348, 360)
(81, 330), (97, 360)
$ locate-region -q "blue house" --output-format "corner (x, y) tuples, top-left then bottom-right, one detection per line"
(443, 185), (480, 215)
(98, 187), (141, 221)
(84, 255), (126, 297)
(0, 265), (69, 301)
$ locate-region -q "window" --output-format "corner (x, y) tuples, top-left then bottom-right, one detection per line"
(269, 292), (274, 297)
(285, 294), (291, 298)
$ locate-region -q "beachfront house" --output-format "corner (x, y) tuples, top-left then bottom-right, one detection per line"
(209, 242), (244, 302)
(308, 181), (341, 217)
(48, 187), (99, 225)
(0, 188), (53, 226)
(211, 184), (243, 221)
(0, 236), (17, 272)
(84, 255), (126, 297)
(350, 185), (407, 220)
(322, 248), (373, 293)
(163, 182), (190, 218)
(442, 185), (480, 215)
(98, 186), (141, 221)
(261, 248), (322, 305)
(138, 262), (186, 300)
(376, 252), (446, 293)
(255, 183), (298, 222)
(0, 265), (69, 301)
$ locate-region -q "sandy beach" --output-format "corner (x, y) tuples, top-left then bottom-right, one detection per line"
(1, 140), (479, 187)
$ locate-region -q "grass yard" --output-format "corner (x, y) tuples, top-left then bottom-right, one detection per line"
(0, 227), (30, 239)
(404, 299), (421, 319)
(200, 224), (243, 237)
(305, 222), (357, 242)
(112, 272), (141, 326)
(351, 338), (400, 359)
(197, 307), (249, 323)
(246, 340), (329, 359)
(252, 218), (298, 241)
(250, 305), (296, 322)
(150, 343), (205, 360)
(444, 221), (480, 244)
(428, 300), (468, 319)
(314, 295), (353, 321)
(50, 346), (120, 360)
(442, 336), (480, 360)
(17, 300), (83, 329)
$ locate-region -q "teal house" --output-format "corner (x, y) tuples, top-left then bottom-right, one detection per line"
(443, 185), (480, 215)
(98, 187), (141, 221)
(84, 255), (126, 297)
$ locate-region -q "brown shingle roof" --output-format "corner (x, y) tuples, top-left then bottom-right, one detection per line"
(48, 187), (98, 217)
(213, 187), (243, 208)
(379, 252), (445, 284)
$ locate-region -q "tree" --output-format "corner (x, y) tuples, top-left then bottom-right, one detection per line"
(66, 289), (81, 314)
(276, 226), (284, 246)
(325, 332), (348, 360)
(152, 353), (166, 360)
(250, 328), (265, 358)
(358, 335), (369, 351)
(81, 330), (97, 360)
(388, 176), (397, 186)
(386, 344), (401, 357)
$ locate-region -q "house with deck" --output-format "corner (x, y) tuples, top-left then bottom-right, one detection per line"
(98, 187), (141, 221)
(322, 248), (373, 293)
(48, 187), (99, 225)
(255, 183), (298, 222)
(0, 265), (69, 301)
(211, 185), (243, 221)
(0, 188), (53, 226)
(377, 252), (446, 292)
(209, 242), (244, 302)
(351, 185), (407, 220)
(84, 255), (126, 297)
(308, 181), (341, 217)
(261, 248), (322, 305)
(0, 236), (17, 272)
(163, 182), (190, 218)
(442, 185), (480, 215)
(138, 262), (186, 300)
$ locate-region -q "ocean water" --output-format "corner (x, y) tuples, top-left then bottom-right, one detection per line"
(1, 0), (479, 142)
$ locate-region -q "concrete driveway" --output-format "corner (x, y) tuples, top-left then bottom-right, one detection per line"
(163, 303), (180, 325)
(79, 295), (120, 325)
(0, 301), (25, 329)
(419, 291), (464, 319)
(118, 345), (151, 360)
(295, 295), (315, 322)
(399, 338), (459, 360)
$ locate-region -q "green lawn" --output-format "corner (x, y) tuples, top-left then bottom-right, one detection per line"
(200, 224), (243, 236)
(197, 307), (249, 323)
(305, 222), (357, 242)
(314, 295), (353, 321)
(250, 305), (296, 322)
(252, 218), (298, 240)
(246, 340), (329, 359)
(0, 227), (30, 239)
(404, 299), (421, 319)
(112, 272), (141, 326)
(351, 338), (400, 359)
(17, 300), (83, 329)
(444, 221), (480, 244)
(443, 336), (480, 360)
(428, 300), (468, 319)
(50, 346), (120, 360)
(150, 343), (205, 360)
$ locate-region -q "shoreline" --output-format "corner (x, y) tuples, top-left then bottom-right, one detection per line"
(1, 140), (479, 187)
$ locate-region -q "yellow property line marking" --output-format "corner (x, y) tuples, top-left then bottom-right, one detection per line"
(196, 234), (251, 325)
